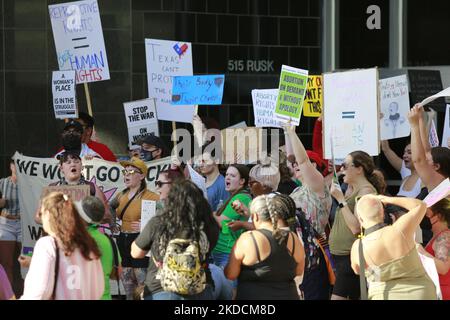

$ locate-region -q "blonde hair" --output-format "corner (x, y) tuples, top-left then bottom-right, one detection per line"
(249, 158), (280, 192)
(355, 194), (384, 224)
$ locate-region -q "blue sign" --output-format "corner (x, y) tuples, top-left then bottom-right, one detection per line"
(171, 74), (225, 105)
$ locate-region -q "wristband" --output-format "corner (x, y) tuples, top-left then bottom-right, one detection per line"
(338, 201), (348, 209)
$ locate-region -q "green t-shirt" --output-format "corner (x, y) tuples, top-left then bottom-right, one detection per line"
(87, 225), (119, 300)
(213, 192), (252, 254)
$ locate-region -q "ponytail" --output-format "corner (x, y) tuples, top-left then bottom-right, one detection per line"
(367, 171), (385, 195)
(264, 195), (289, 245)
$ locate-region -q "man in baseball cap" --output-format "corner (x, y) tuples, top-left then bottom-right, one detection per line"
(135, 134), (168, 161)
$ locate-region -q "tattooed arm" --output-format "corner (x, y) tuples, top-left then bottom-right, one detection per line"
(432, 231), (450, 275)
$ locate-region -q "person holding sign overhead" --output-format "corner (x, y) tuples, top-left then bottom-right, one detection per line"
(111, 157), (159, 300)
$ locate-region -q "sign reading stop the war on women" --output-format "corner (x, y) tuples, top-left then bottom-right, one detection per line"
(49, 0), (110, 83)
(123, 99), (159, 147)
(274, 65), (309, 126)
(303, 75), (323, 117)
(171, 75), (225, 105)
(52, 70), (77, 119)
(145, 38), (194, 123)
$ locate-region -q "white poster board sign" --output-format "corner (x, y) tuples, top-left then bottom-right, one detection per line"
(379, 75), (410, 140)
(323, 68), (379, 159)
(145, 38), (194, 123)
(187, 165), (208, 199)
(52, 70), (77, 119)
(442, 104), (450, 148)
(140, 200), (157, 232)
(252, 89), (283, 128)
(123, 99), (159, 146)
(49, 0), (110, 83)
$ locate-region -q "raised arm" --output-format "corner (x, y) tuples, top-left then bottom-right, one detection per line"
(192, 115), (208, 148)
(380, 140), (403, 172)
(312, 117), (324, 158)
(285, 125), (324, 193)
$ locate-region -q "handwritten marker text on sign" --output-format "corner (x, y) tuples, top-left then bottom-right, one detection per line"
(171, 75), (225, 105)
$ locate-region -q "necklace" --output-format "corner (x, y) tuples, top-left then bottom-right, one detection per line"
(364, 222), (387, 236)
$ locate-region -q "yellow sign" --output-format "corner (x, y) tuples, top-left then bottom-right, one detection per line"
(303, 75), (323, 117)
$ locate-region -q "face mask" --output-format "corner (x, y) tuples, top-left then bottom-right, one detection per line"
(141, 149), (154, 162)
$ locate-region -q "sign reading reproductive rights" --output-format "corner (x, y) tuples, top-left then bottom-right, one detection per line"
(274, 65), (309, 126)
(303, 75), (323, 117)
(123, 99), (159, 146)
(52, 70), (77, 119)
(171, 75), (225, 105)
(145, 38), (194, 123)
(49, 0), (110, 83)
(251, 89), (283, 128)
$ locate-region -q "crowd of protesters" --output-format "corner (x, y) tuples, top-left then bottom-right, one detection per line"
(0, 104), (449, 301)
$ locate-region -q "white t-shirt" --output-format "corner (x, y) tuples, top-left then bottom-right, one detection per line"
(399, 161), (411, 180)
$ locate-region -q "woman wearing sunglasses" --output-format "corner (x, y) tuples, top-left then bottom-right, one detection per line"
(112, 157), (159, 300)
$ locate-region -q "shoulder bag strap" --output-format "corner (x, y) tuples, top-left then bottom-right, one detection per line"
(118, 190), (141, 220)
(51, 237), (60, 300)
(358, 239), (368, 300)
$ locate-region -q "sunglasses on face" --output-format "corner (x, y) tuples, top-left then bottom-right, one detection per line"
(155, 180), (172, 188)
(122, 169), (142, 175)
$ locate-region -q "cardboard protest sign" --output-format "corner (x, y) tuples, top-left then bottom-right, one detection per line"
(323, 68), (379, 159)
(221, 127), (263, 164)
(171, 75), (225, 105)
(252, 89), (283, 128)
(49, 0), (110, 83)
(140, 200), (157, 233)
(123, 99), (159, 146)
(303, 75), (323, 117)
(12, 152), (172, 252)
(145, 38), (194, 123)
(408, 70), (445, 112)
(274, 65), (309, 126)
(442, 104), (450, 148)
(422, 178), (450, 208)
(52, 70), (77, 119)
(379, 75), (410, 140)
(41, 185), (90, 201)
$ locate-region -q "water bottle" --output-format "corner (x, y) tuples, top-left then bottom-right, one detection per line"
(216, 199), (224, 212)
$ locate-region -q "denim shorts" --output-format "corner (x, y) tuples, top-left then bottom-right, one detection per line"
(145, 285), (214, 300)
(0, 217), (22, 242)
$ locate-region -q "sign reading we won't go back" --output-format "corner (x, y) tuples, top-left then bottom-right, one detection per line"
(49, 0), (110, 83)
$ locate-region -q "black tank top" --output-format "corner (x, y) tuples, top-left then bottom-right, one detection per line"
(236, 229), (299, 300)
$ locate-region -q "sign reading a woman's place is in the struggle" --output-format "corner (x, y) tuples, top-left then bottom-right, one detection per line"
(52, 70), (77, 119)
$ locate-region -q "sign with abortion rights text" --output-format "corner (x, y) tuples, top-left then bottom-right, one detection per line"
(171, 75), (225, 105)
(52, 70), (77, 119)
(123, 99), (159, 146)
(379, 75), (410, 140)
(323, 68), (379, 159)
(12, 152), (172, 252)
(303, 75), (323, 117)
(252, 89), (283, 128)
(145, 38), (194, 123)
(274, 65), (309, 126)
(49, 0), (110, 83)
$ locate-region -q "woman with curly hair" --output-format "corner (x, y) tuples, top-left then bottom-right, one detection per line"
(21, 192), (104, 300)
(131, 180), (219, 300)
(225, 194), (304, 300)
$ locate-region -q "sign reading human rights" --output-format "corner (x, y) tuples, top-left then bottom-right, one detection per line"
(49, 0), (110, 83)
(145, 38), (194, 123)
(251, 89), (283, 128)
(274, 65), (309, 126)
(52, 70), (77, 119)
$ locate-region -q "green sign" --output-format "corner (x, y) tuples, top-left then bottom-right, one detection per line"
(274, 65), (309, 125)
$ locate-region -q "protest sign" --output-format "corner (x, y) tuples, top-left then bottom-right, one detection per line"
(49, 0), (110, 83)
(274, 65), (309, 126)
(303, 75), (323, 117)
(252, 89), (283, 128)
(140, 200), (157, 233)
(187, 165), (208, 199)
(429, 120), (439, 147)
(408, 70), (445, 112)
(221, 127), (263, 164)
(12, 152), (172, 252)
(379, 75), (410, 140)
(422, 178), (450, 208)
(442, 104), (450, 148)
(41, 185), (90, 201)
(420, 87), (450, 107)
(123, 98), (159, 146)
(52, 70), (77, 119)
(323, 68), (379, 159)
(171, 75), (225, 105)
(145, 38), (194, 123)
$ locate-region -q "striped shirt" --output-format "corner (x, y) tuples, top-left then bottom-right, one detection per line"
(0, 177), (20, 217)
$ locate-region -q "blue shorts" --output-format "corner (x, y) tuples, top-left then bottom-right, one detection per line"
(0, 217), (22, 242)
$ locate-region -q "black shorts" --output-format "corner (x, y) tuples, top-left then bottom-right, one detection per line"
(331, 254), (360, 299)
(117, 232), (149, 268)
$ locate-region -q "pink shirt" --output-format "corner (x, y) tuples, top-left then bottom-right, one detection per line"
(21, 236), (104, 300)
